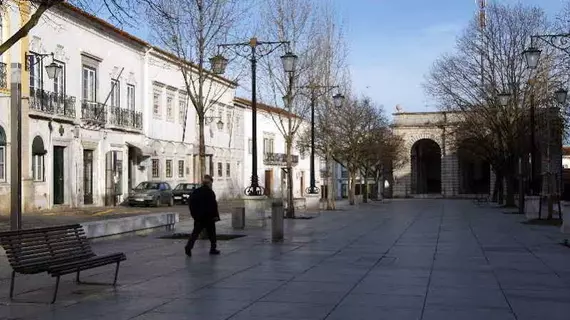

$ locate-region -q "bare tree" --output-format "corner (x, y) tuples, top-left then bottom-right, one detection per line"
(147, 0), (246, 178)
(0, 1), (64, 56)
(425, 2), (564, 207)
(357, 123), (405, 201)
(256, 0), (316, 217)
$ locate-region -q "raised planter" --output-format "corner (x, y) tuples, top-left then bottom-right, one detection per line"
(80, 212), (179, 238)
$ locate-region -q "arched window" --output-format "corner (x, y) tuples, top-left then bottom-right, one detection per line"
(32, 135), (46, 181)
(0, 126), (6, 181)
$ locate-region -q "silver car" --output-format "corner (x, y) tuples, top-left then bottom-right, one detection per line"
(128, 181), (174, 207)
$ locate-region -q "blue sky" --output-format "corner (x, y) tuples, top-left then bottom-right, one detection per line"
(334, 0), (567, 114)
(103, 0), (567, 115)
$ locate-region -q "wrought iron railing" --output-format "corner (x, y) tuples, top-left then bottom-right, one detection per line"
(81, 100), (106, 124)
(0, 63), (7, 89)
(29, 88), (76, 118)
(107, 106), (143, 130)
(263, 152), (299, 165)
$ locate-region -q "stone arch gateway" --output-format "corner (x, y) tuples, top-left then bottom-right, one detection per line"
(391, 111), (491, 198)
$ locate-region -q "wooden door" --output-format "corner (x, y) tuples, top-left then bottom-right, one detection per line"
(264, 170), (272, 197)
(53, 146), (65, 204)
(83, 150), (94, 204)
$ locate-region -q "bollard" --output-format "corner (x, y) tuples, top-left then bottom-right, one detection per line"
(271, 199), (284, 242)
(232, 207), (245, 230)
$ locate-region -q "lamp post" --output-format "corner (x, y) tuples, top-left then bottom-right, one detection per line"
(523, 34), (570, 197)
(210, 38), (296, 196)
(298, 85), (344, 195)
(11, 55), (61, 231)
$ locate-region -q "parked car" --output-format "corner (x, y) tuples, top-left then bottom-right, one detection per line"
(128, 181), (174, 207)
(172, 183), (200, 204)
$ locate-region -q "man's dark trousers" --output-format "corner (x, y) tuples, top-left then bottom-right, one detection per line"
(186, 219), (217, 251)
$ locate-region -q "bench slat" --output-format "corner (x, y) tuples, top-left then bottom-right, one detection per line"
(0, 224), (126, 303)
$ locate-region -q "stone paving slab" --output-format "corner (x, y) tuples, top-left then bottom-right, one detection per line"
(0, 200), (569, 319)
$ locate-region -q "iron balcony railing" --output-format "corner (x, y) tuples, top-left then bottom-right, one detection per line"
(81, 100), (106, 124)
(29, 88), (76, 119)
(107, 106), (143, 130)
(0, 63), (7, 89)
(263, 152), (299, 166)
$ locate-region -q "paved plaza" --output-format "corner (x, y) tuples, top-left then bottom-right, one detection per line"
(1, 200), (570, 320)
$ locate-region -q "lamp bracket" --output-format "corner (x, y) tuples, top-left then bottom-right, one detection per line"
(24, 52), (54, 71)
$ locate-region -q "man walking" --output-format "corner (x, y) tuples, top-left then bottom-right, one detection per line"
(185, 175), (220, 257)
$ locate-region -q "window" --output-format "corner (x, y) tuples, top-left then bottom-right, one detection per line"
(110, 79), (120, 107)
(153, 90), (162, 118)
(166, 95), (174, 121)
(82, 65), (97, 102)
(217, 162), (223, 177)
(248, 139), (252, 154)
(217, 109), (224, 130)
(0, 126), (6, 182)
(127, 84), (135, 111)
(179, 98), (187, 125)
(226, 163), (230, 177)
(31, 136), (46, 182)
(53, 61), (65, 95)
(166, 159), (173, 178)
(178, 160), (184, 178)
(152, 159), (159, 178)
(263, 138), (274, 154)
(29, 53), (43, 92)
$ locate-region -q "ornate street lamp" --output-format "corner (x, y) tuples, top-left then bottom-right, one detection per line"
(555, 88), (568, 105)
(45, 61), (62, 80)
(211, 37), (294, 196)
(523, 46), (541, 70)
(210, 54), (229, 75)
(497, 91), (511, 107)
(281, 52), (298, 74)
(333, 93), (345, 108)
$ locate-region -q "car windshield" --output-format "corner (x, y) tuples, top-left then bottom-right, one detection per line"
(134, 182), (160, 190)
(175, 184), (198, 190)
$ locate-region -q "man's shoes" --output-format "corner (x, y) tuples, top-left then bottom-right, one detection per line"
(209, 249), (221, 255)
(185, 246), (192, 257)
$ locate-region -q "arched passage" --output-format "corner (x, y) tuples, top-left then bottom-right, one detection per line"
(457, 143), (491, 194)
(411, 139), (441, 194)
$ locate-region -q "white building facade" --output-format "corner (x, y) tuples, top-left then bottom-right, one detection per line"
(0, 2), (243, 213)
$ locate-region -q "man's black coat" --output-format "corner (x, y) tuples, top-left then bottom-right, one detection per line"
(188, 186), (220, 222)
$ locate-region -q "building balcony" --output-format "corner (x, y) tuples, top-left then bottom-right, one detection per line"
(81, 100), (106, 125)
(263, 153), (299, 166)
(107, 106), (143, 132)
(29, 88), (77, 120)
(0, 62), (7, 89)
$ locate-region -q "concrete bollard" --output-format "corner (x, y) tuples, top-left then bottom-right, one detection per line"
(232, 207), (245, 230)
(271, 199), (284, 242)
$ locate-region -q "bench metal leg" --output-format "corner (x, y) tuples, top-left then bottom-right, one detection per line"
(113, 262), (120, 286)
(9, 271), (15, 299)
(76, 270), (80, 283)
(51, 276), (60, 304)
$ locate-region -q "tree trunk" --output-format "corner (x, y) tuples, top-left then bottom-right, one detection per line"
(285, 138), (295, 218)
(505, 169), (516, 207)
(362, 169), (368, 203)
(326, 154), (335, 210)
(198, 115), (206, 180)
(349, 169), (356, 205)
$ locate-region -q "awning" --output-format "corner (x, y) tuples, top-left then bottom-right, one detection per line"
(32, 136), (46, 155)
(126, 142), (153, 156)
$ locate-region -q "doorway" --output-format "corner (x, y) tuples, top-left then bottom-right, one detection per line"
(410, 139), (442, 194)
(53, 146), (65, 204)
(264, 169), (272, 197)
(83, 150), (94, 205)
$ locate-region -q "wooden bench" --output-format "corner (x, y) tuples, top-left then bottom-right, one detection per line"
(0, 224), (126, 303)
